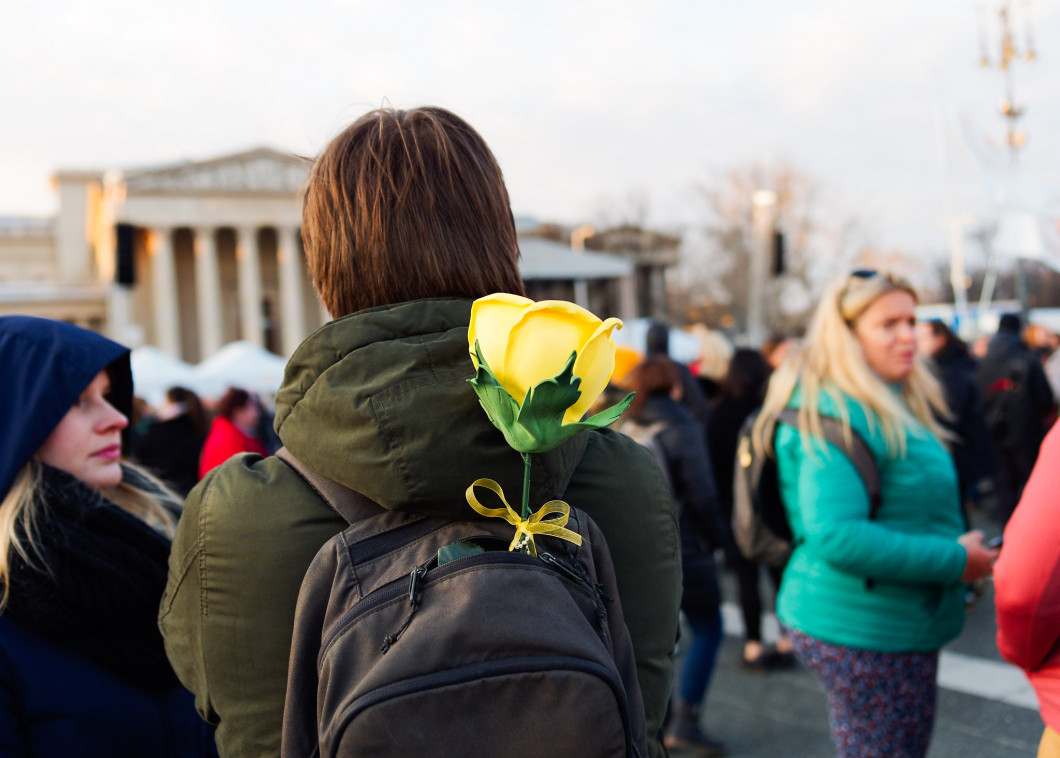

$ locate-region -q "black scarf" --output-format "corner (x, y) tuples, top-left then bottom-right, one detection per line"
(4, 464), (179, 693)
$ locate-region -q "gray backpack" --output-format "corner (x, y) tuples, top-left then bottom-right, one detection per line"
(277, 446), (648, 758)
(731, 408), (881, 569)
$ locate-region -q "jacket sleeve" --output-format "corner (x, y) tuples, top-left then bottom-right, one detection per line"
(995, 422), (1060, 672)
(565, 430), (681, 758)
(778, 426), (966, 585)
(663, 422), (726, 550)
(159, 454), (347, 758)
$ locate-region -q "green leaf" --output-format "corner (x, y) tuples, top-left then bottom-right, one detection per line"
(438, 541), (487, 566)
(466, 342), (636, 455)
(516, 350), (581, 425)
(576, 391), (635, 429)
(468, 343), (520, 433)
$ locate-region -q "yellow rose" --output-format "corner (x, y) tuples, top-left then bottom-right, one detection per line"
(469, 294), (623, 425)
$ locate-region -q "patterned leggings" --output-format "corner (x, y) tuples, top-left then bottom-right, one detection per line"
(789, 629), (939, 758)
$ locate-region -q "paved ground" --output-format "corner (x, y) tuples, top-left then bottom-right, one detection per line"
(680, 576), (1045, 757)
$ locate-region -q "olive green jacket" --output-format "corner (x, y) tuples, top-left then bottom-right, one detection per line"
(159, 298), (681, 758)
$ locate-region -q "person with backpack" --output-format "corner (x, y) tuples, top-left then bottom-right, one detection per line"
(0, 317), (217, 758)
(976, 313), (1054, 526)
(916, 320), (996, 529)
(751, 269), (998, 757)
(621, 356), (729, 756)
(159, 107), (681, 758)
(707, 347), (794, 670)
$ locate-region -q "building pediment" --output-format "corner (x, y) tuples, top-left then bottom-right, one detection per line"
(122, 147), (311, 196)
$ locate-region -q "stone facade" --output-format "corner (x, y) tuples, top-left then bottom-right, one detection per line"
(1, 149), (663, 361)
(0, 148), (323, 361)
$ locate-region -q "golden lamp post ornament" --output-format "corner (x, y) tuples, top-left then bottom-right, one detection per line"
(462, 293), (633, 556)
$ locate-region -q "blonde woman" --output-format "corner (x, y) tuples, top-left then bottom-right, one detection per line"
(0, 316), (216, 758)
(752, 270), (997, 758)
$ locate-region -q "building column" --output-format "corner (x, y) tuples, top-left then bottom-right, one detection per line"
(149, 226), (181, 357)
(618, 274), (638, 324)
(277, 225), (306, 357)
(194, 226), (223, 360)
(650, 267), (668, 321)
(573, 279), (590, 309)
(236, 225), (264, 347)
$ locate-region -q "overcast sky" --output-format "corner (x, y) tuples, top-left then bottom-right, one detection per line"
(3, 0), (1059, 263)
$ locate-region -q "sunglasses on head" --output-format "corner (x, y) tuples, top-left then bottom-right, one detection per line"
(838, 269), (894, 322)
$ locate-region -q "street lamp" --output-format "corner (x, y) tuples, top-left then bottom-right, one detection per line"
(747, 190), (778, 347)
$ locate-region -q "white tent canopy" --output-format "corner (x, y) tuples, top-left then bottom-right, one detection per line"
(192, 341), (288, 400)
(130, 346), (199, 406)
(610, 318), (701, 365)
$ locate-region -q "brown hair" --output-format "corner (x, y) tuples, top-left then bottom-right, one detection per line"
(214, 387), (254, 420)
(302, 106), (526, 317)
(166, 385), (208, 437)
(626, 356), (680, 423)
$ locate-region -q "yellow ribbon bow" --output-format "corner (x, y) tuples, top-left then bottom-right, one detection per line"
(465, 478), (583, 556)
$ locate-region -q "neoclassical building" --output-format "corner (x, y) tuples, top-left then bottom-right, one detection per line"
(1, 148), (322, 362)
(1, 148), (665, 362)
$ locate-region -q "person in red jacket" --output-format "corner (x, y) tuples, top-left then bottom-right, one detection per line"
(995, 420), (1060, 758)
(198, 388), (267, 478)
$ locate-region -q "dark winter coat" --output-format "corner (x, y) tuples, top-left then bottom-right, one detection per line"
(929, 343), (995, 499)
(135, 415), (205, 497)
(0, 315), (216, 758)
(0, 467), (217, 758)
(976, 331), (1055, 458)
(624, 394), (725, 614)
(707, 394), (761, 519)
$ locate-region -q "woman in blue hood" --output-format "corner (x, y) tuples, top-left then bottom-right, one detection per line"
(0, 316), (216, 758)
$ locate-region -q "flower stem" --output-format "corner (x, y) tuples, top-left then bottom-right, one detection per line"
(521, 452), (532, 519)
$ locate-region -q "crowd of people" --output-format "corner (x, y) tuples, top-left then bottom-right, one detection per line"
(1, 104), (1059, 758)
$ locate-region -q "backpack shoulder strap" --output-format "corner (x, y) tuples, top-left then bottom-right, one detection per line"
(775, 409), (882, 521)
(275, 446), (383, 524)
(277, 438), (591, 525)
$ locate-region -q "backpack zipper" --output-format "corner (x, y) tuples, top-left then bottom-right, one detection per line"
(327, 655), (637, 758)
(319, 546), (604, 661)
(539, 551), (611, 642)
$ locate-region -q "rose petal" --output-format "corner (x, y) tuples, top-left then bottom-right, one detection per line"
(504, 301), (602, 404)
(565, 318), (622, 424)
(469, 294), (533, 373)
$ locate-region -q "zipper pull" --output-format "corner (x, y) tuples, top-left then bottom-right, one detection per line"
(381, 564), (429, 654)
(540, 551), (610, 633)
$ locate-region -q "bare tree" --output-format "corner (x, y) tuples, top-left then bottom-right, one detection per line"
(677, 163), (869, 334)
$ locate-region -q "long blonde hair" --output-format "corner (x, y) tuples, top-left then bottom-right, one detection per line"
(753, 269), (950, 459)
(0, 459), (178, 608)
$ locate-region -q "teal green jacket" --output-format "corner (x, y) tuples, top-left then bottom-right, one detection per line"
(775, 388), (968, 652)
(159, 298), (681, 758)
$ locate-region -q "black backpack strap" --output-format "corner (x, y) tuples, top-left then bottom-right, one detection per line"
(776, 409), (882, 589)
(775, 409), (881, 519)
(275, 446), (383, 524)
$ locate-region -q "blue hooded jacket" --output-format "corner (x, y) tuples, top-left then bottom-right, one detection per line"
(0, 316), (217, 758)
(0, 316), (132, 498)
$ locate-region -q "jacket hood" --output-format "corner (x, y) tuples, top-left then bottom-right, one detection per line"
(273, 298), (588, 517)
(0, 316), (132, 497)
